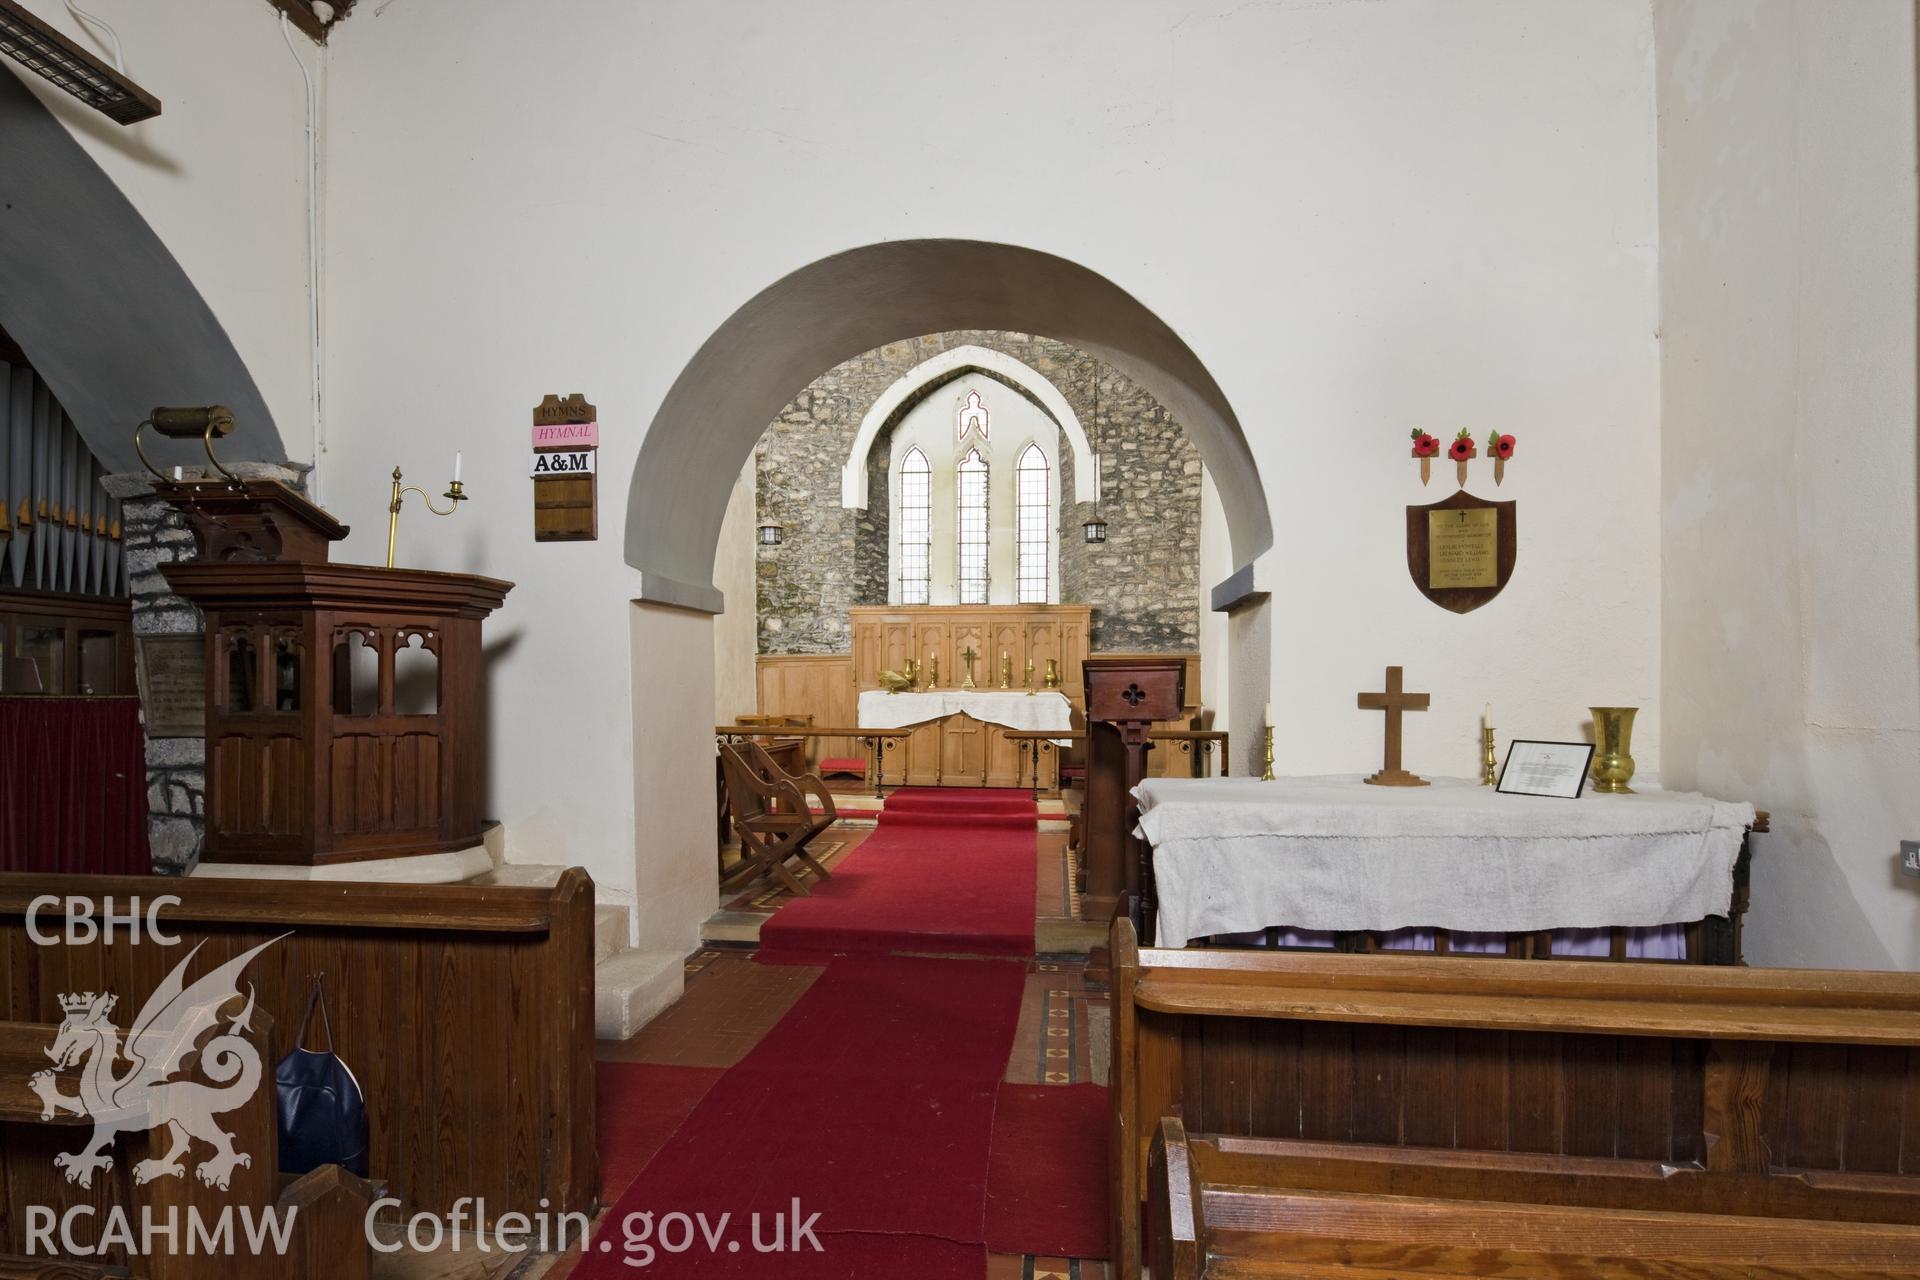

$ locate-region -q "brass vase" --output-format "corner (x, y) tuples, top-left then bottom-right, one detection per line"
(1590, 706), (1638, 794)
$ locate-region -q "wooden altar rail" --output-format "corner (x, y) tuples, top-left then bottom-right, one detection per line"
(0, 870), (597, 1228)
(1002, 728), (1230, 800)
(1109, 910), (1920, 1277)
(715, 726), (911, 798)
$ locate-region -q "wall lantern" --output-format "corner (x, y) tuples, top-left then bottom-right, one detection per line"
(757, 520), (784, 547)
(1082, 516), (1108, 544)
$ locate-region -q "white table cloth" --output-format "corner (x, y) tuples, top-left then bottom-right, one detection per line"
(857, 689), (1074, 741)
(1134, 775), (1754, 947)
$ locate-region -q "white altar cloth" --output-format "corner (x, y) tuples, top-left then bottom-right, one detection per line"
(857, 689), (1073, 740)
(1134, 775), (1754, 947)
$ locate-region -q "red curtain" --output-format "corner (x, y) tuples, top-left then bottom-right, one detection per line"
(0, 698), (151, 875)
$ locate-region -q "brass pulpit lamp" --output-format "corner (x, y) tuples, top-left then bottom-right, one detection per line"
(386, 455), (468, 568)
(135, 405), (242, 484)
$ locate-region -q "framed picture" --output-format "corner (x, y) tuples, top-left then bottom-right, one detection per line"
(1496, 740), (1595, 799)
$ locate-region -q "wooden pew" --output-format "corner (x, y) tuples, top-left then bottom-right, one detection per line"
(1111, 913), (1920, 1277)
(0, 869), (596, 1243)
(0, 1012), (377, 1278)
(1149, 1114), (1920, 1279)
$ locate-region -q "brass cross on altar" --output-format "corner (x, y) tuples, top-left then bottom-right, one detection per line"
(960, 646), (979, 688)
(1358, 665), (1430, 787)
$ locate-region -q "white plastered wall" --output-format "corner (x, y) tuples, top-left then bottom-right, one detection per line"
(712, 459), (758, 723)
(42, 1), (1680, 973)
(1656, 0), (1920, 970)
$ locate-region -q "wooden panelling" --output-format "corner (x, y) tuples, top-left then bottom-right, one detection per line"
(0, 870), (596, 1232)
(755, 654), (856, 767)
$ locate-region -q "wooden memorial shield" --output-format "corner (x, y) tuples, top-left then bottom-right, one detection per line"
(1406, 489), (1515, 614)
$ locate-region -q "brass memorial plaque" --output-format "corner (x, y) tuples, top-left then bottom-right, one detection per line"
(135, 635), (206, 737)
(1427, 508), (1498, 589)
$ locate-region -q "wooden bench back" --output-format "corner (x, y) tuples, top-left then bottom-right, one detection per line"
(1151, 1116), (1920, 1279)
(1111, 913), (1920, 1276)
(0, 870), (596, 1235)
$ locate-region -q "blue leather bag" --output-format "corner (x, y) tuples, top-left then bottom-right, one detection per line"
(275, 976), (369, 1177)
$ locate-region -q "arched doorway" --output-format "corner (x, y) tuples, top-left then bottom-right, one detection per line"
(619, 240), (1273, 981)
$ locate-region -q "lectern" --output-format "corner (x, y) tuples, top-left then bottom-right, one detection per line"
(1081, 655), (1186, 925)
(159, 480), (511, 865)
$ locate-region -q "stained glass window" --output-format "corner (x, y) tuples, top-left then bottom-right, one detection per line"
(1016, 443), (1050, 603)
(898, 447), (931, 604)
(956, 447), (989, 604)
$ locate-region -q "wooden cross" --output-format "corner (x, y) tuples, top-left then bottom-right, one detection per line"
(960, 646), (979, 688)
(1357, 665), (1431, 787)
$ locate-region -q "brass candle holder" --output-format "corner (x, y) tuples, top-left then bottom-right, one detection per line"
(1261, 724), (1276, 782)
(386, 464), (468, 569)
(927, 655), (939, 689)
(1482, 725), (1498, 786)
(1023, 659), (1035, 695)
(999, 652), (1012, 689)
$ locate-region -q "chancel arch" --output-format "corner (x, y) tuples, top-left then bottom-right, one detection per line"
(624, 239), (1273, 610)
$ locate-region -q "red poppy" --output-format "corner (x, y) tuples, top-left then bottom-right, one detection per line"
(1411, 433), (1439, 458)
(1448, 436), (1474, 462)
(1494, 434), (1516, 459)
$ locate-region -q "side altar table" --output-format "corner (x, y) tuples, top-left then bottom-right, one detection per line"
(1134, 775), (1758, 963)
(856, 689), (1072, 788)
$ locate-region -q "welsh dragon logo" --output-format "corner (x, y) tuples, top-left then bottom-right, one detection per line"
(28, 937), (284, 1192)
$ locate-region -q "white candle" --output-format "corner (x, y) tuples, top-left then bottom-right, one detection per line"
(1485, 701), (1492, 728)
(1264, 702), (1274, 727)
(453, 450), (463, 483)
(171, 466), (182, 480)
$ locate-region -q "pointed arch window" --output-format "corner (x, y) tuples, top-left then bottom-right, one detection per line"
(898, 447), (931, 605)
(956, 447), (989, 605)
(1016, 443), (1050, 603)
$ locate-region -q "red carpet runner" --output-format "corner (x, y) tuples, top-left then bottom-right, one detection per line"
(759, 787), (1038, 959)
(576, 954), (1026, 1277)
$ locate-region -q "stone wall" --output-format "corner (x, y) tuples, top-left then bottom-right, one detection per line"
(102, 463), (307, 873)
(755, 331), (1200, 654)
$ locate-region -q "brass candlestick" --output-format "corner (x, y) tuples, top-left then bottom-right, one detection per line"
(1023, 659), (1035, 695)
(999, 652), (1011, 689)
(386, 464), (468, 569)
(1261, 724), (1276, 782)
(927, 655), (939, 689)
(1482, 725), (1498, 786)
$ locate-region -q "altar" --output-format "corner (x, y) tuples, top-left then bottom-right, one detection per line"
(1133, 775), (1759, 962)
(857, 688), (1073, 788)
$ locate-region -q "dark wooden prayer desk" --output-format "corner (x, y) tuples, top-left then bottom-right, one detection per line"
(1111, 910), (1920, 1278)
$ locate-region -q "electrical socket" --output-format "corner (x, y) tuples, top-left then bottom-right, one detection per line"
(1903, 841), (1920, 879)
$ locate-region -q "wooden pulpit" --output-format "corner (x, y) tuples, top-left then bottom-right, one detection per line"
(158, 480), (512, 866)
(1082, 655), (1186, 925)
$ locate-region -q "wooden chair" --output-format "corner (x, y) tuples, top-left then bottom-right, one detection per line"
(718, 741), (837, 897)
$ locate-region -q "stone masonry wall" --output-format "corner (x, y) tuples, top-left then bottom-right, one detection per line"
(756, 331), (1200, 654)
(102, 463), (307, 873)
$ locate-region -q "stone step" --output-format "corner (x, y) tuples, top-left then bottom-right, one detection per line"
(593, 903), (631, 964)
(594, 950), (683, 1041)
